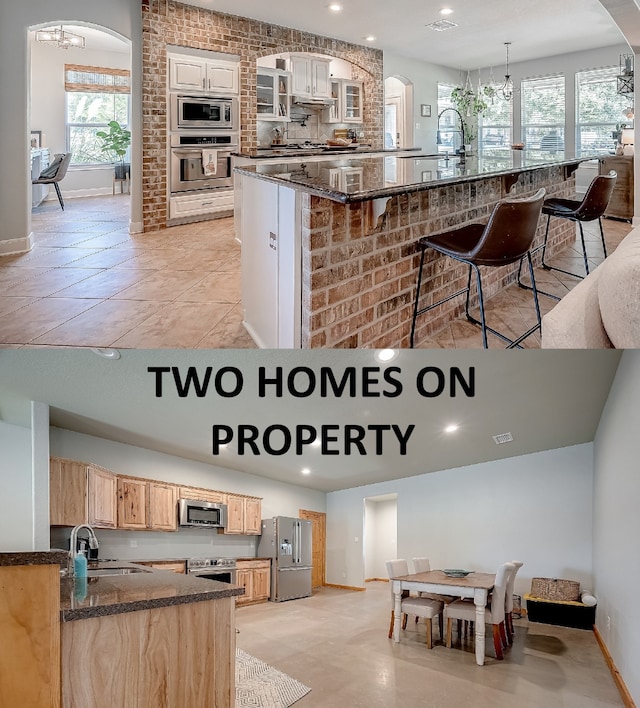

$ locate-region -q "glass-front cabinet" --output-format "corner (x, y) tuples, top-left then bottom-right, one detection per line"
(257, 68), (291, 121)
(342, 81), (363, 123)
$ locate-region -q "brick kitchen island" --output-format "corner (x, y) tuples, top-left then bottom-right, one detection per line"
(235, 151), (593, 348)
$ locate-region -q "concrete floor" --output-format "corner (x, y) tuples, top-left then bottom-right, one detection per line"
(236, 581), (623, 708)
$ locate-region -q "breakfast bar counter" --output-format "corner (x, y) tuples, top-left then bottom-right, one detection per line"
(235, 150), (593, 348)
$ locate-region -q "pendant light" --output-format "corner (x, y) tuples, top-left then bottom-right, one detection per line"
(500, 42), (514, 101)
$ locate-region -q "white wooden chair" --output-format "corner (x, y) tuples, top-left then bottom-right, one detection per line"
(385, 559), (444, 649)
(412, 557), (456, 604)
(444, 561), (515, 659)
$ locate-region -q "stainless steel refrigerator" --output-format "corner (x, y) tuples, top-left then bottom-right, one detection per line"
(258, 516), (312, 601)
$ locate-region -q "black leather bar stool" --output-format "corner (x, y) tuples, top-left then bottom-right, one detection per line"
(542, 171), (616, 277)
(410, 188), (546, 349)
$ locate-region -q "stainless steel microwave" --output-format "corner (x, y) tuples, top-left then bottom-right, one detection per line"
(171, 94), (237, 130)
(178, 499), (228, 528)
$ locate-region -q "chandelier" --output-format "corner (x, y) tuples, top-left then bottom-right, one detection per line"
(35, 26), (86, 50)
(500, 42), (514, 101)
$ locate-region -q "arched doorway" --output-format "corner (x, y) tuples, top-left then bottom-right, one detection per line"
(29, 23), (132, 212)
(385, 75), (413, 150)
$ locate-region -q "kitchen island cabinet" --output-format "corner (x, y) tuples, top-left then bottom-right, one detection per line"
(0, 551), (67, 708)
(235, 150), (594, 348)
(60, 561), (243, 708)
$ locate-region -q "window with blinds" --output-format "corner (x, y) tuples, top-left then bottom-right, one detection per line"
(521, 74), (565, 151)
(65, 64), (130, 93)
(64, 65), (131, 165)
(478, 86), (512, 151)
(576, 67), (630, 154)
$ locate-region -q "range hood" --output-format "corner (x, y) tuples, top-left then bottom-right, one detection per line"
(292, 95), (335, 107)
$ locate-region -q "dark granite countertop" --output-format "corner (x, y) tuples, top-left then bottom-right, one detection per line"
(61, 561), (244, 622)
(234, 146), (420, 159)
(234, 149), (599, 204)
(0, 550), (67, 567)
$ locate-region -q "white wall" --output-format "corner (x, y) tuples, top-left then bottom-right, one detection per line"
(364, 497), (397, 579)
(327, 443), (594, 597)
(593, 350), (640, 705)
(384, 53), (459, 152)
(0, 0), (143, 253)
(49, 427), (326, 560)
(0, 421), (34, 551)
(30, 39), (130, 200)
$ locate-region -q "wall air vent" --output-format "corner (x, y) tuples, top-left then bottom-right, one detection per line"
(492, 432), (514, 445)
(426, 19), (458, 31)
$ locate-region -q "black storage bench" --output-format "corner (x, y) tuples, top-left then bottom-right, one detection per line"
(524, 593), (596, 630)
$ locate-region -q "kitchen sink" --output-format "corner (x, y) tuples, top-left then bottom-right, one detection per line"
(86, 567), (152, 577)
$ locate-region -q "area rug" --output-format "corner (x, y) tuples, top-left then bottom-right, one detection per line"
(236, 648), (311, 708)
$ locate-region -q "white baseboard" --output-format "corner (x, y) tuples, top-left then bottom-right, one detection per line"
(44, 187), (115, 201)
(0, 232), (34, 256)
(129, 221), (143, 234)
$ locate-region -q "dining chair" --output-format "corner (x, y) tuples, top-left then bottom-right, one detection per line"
(410, 188), (546, 349)
(504, 560), (524, 644)
(444, 561), (515, 660)
(385, 559), (444, 649)
(32, 152), (72, 211)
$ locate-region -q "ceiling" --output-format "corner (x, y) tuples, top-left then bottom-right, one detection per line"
(184, 0), (626, 70)
(0, 349), (621, 493)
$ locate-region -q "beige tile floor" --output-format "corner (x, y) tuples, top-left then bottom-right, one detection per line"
(0, 195), (632, 348)
(236, 580), (623, 707)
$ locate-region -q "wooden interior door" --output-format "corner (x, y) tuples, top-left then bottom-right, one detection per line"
(299, 509), (326, 588)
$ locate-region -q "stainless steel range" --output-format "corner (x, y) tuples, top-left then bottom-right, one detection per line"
(186, 557), (237, 584)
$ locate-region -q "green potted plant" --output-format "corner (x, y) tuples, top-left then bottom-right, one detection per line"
(450, 84), (495, 152)
(96, 120), (131, 180)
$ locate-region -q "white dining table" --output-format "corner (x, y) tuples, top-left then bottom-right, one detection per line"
(391, 570), (496, 665)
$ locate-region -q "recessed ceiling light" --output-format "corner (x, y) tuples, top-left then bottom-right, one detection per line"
(376, 348), (397, 362)
(301, 468), (311, 475)
(311, 439), (321, 448)
(329, 3), (343, 11)
(365, 35), (376, 42)
(444, 424), (459, 433)
(440, 7), (454, 15)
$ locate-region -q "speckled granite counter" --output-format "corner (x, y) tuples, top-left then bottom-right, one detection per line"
(0, 550), (67, 567)
(236, 150), (591, 348)
(234, 149), (596, 204)
(234, 145), (419, 159)
(61, 561), (243, 621)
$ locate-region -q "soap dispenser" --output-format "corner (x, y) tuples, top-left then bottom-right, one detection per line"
(73, 552), (88, 578)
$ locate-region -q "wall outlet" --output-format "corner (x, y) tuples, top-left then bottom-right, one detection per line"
(354, 536), (359, 543)
(416, 122), (421, 130)
(606, 615), (611, 631)
(129, 539), (138, 548)
(342, 572), (346, 578)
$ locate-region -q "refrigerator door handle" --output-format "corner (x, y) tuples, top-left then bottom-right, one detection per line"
(295, 521), (300, 564)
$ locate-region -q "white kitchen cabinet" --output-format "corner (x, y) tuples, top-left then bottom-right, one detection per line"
(342, 81), (363, 123)
(289, 55), (331, 99)
(257, 68), (291, 121)
(241, 177), (299, 348)
(169, 189), (234, 222)
(322, 79), (363, 123)
(169, 55), (239, 94)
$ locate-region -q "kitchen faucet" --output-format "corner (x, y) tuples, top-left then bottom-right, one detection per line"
(436, 108), (466, 156)
(69, 524), (99, 574)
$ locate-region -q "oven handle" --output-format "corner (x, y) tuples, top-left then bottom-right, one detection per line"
(172, 147), (237, 157)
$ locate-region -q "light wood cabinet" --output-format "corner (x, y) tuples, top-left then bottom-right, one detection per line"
(223, 494), (262, 535)
(117, 477), (148, 530)
(50, 458), (117, 529)
(139, 560), (186, 574)
(118, 478), (179, 531)
(0, 563), (61, 708)
(235, 560), (270, 605)
(179, 485), (227, 504)
(61, 596), (235, 707)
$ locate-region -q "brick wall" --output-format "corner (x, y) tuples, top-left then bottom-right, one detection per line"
(141, 0), (384, 231)
(300, 167), (576, 348)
